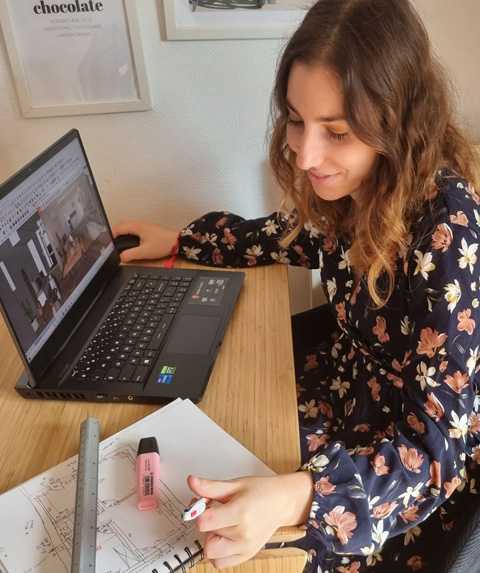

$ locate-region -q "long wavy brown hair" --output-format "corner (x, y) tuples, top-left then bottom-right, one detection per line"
(269, 0), (480, 307)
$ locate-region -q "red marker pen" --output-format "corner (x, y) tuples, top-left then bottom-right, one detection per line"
(136, 437), (160, 511)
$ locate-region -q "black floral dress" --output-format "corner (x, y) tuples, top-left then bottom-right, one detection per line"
(177, 171), (480, 572)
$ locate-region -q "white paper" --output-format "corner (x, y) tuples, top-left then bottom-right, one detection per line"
(0, 399), (275, 573)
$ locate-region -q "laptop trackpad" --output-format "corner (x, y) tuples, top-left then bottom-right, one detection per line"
(164, 315), (222, 355)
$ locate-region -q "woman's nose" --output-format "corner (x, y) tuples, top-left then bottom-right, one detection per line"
(295, 130), (325, 171)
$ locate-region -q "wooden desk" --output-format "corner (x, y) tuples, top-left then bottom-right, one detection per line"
(0, 261), (306, 572)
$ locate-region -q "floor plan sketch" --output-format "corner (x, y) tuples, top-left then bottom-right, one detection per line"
(0, 443), (194, 573)
(0, 399), (274, 573)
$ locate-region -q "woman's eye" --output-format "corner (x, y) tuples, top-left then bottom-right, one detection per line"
(328, 131), (349, 141)
(287, 117), (303, 127)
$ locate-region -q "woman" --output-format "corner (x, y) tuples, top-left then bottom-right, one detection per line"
(113, 0), (480, 570)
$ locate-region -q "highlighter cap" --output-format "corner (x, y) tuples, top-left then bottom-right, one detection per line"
(137, 436), (159, 457)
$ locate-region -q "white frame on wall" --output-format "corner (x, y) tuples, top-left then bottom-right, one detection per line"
(163, 0), (307, 40)
(0, 0), (151, 118)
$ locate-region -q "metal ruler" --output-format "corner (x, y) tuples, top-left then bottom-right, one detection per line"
(71, 415), (100, 573)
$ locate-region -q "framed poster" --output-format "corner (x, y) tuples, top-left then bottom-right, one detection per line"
(164, 0), (309, 40)
(0, 0), (151, 118)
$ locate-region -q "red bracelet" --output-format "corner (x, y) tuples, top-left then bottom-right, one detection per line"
(163, 233), (180, 268)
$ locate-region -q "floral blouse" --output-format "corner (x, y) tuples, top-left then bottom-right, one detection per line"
(177, 171), (480, 557)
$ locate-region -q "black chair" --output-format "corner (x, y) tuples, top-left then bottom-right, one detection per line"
(424, 494), (480, 573)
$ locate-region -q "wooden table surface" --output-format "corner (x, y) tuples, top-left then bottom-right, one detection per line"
(0, 260), (306, 572)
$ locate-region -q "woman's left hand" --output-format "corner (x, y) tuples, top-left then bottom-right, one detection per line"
(186, 472), (313, 569)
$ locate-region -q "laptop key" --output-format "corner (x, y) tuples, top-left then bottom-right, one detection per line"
(148, 314), (174, 350)
(132, 279), (146, 290)
(133, 365), (149, 383)
(92, 369), (106, 380)
(106, 368), (120, 381)
(154, 281), (167, 294)
(119, 364), (136, 381)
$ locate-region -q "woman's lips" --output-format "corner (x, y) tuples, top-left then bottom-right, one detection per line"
(307, 170), (339, 185)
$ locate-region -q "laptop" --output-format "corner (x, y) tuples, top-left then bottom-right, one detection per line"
(0, 129), (244, 404)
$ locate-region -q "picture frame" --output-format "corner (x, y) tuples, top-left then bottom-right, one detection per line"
(163, 0), (308, 41)
(0, 0), (151, 118)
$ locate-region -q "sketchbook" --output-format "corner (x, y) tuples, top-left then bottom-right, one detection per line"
(0, 399), (275, 573)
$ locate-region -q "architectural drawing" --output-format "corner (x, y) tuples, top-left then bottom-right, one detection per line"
(0, 443), (195, 573)
(0, 399), (274, 573)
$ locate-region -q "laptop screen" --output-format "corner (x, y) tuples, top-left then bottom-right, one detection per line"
(0, 134), (114, 363)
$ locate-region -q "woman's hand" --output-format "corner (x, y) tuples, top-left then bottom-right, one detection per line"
(111, 220), (179, 263)
(187, 472), (313, 569)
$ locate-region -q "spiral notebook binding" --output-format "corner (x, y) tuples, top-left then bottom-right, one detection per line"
(151, 539), (204, 572)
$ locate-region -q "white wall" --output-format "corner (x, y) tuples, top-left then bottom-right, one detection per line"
(0, 0), (478, 315)
(414, 0), (480, 139)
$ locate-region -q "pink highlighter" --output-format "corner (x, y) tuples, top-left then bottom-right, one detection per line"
(136, 437), (160, 510)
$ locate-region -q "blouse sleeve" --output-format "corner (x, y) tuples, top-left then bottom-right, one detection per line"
(177, 211), (322, 269)
(302, 184), (480, 555)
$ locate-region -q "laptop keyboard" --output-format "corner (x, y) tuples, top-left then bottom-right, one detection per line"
(72, 272), (192, 383)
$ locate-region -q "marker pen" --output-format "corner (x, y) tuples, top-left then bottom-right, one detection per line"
(182, 497), (212, 521)
(136, 437), (160, 511)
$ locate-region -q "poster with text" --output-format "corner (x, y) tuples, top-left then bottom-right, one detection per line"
(6, 0), (139, 106)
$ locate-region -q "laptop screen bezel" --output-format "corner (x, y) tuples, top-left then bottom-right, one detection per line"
(0, 129), (120, 381)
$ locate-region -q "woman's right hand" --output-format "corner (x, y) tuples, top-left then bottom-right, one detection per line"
(112, 220), (180, 263)
(186, 472), (313, 570)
